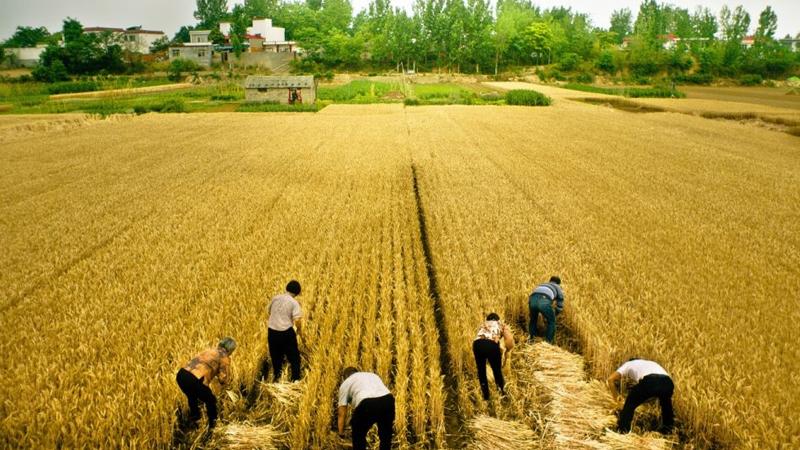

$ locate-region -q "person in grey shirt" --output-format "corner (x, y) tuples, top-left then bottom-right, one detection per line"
(337, 367), (395, 450)
(267, 280), (303, 381)
(528, 275), (564, 343)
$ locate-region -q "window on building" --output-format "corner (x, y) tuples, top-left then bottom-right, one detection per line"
(171, 50), (180, 57)
(258, 88), (268, 93)
(198, 51), (206, 57)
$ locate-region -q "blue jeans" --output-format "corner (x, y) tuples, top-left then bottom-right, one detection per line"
(529, 293), (557, 343)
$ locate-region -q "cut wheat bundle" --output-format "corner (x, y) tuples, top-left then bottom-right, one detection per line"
(205, 423), (284, 450)
(467, 415), (538, 450)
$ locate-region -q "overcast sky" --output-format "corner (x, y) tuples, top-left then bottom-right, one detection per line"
(2, 0), (798, 41)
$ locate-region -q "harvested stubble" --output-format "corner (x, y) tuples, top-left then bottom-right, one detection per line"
(528, 343), (672, 450)
(467, 415), (537, 450)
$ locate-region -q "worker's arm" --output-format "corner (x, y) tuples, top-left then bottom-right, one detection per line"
(217, 355), (231, 386)
(554, 294), (564, 315)
(607, 371), (622, 400)
(294, 317), (303, 337)
(502, 324), (515, 351)
(337, 405), (348, 436)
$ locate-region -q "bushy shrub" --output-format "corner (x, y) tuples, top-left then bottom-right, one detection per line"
(167, 59), (200, 82)
(47, 80), (99, 95)
(505, 89), (551, 106)
(739, 74), (763, 86)
(557, 53), (581, 72)
(32, 60), (70, 82)
(404, 98), (420, 106)
(596, 50), (617, 74)
(574, 72), (594, 84)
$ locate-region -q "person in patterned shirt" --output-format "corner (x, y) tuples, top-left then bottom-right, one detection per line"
(175, 337), (236, 430)
(473, 313), (515, 400)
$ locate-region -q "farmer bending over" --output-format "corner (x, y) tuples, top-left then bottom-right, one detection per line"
(528, 275), (564, 343)
(607, 358), (674, 434)
(473, 312), (515, 400)
(337, 367), (395, 450)
(175, 337), (236, 431)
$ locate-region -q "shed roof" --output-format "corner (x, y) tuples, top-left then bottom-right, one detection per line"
(244, 76), (314, 89)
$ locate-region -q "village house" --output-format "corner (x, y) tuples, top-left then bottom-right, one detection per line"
(218, 18), (298, 53)
(168, 30), (213, 66)
(244, 75), (315, 104)
(83, 26), (166, 54)
(2, 45), (48, 67)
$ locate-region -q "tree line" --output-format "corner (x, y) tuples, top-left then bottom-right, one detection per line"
(2, 0), (799, 83)
(182, 0), (800, 81)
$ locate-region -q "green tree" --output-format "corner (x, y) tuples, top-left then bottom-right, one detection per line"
(149, 36), (171, 53)
(523, 22), (552, 64)
(719, 5), (750, 73)
(3, 26), (51, 47)
(690, 7), (717, 40)
(319, 0), (353, 32)
(719, 5), (750, 42)
(609, 8), (632, 45)
(173, 25), (195, 43)
(34, 18), (125, 80)
(670, 8), (693, 38)
(229, 4), (250, 56)
(634, 0), (668, 45)
(755, 6), (777, 44)
(208, 28), (225, 45)
(194, 0), (229, 29)
(244, 0), (279, 19)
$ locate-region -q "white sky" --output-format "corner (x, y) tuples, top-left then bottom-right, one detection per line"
(2, 0), (798, 41)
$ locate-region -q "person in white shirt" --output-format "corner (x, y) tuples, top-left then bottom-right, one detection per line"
(337, 367), (395, 450)
(473, 312), (515, 400)
(267, 280), (303, 381)
(607, 358), (674, 434)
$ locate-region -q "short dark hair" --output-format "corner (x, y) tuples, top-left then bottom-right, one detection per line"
(627, 357), (641, 362)
(550, 275), (561, 285)
(341, 366), (359, 381)
(486, 312), (500, 321)
(286, 280), (301, 295)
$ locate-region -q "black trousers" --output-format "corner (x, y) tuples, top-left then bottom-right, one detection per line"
(351, 394), (395, 450)
(619, 374), (674, 433)
(473, 339), (504, 400)
(176, 368), (218, 428)
(268, 327), (301, 381)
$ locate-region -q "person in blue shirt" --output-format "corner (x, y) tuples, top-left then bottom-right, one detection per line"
(528, 276), (564, 343)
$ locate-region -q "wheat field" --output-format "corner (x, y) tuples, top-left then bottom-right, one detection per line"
(1, 94), (798, 448)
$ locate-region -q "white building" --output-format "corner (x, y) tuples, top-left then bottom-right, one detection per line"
(218, 18), (297, 53)
(2, 45), (47, 67)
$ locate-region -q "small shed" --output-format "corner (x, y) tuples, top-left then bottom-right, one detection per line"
(244, 76), (316, 105)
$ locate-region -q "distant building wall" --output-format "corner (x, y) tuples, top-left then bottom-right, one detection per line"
(169, 45), (213, 67)
(124, 32), (166, 54)
(218, 52), (295, 71)
(3, 46), (46, 67)
(244, 75), (316, 104)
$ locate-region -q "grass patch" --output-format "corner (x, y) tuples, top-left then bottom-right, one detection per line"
(562, 83), (685, 98)
(47, 81), (100, 95)
(317, 80), (402, 103)
(404, 83), (506, 106)
(236, 102), (320, 112)
(0, 80), (244, 114)
(505, 89), (551, 106)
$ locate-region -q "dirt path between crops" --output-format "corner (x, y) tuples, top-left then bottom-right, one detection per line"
(49, 83), (194, 100)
